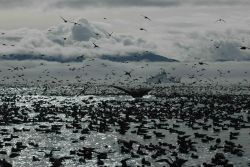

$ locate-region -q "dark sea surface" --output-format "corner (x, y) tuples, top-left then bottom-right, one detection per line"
(0, 86), (250, 167)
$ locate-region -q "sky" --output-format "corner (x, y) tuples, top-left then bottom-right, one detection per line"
(0, 0), (250, 86)
(0, 0), (250, 62)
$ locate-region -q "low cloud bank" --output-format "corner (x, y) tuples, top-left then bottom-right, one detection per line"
(1, 18), (250, 63)
(0, 18), (159, 62)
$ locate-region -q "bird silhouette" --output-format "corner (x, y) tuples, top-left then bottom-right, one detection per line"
(140, 28), (147, 32)
(93, 43), (100, 48)
(216, 18), (226, 23)
(141, 15), (151, 21)
(60, 16), (68, 23)
(124, 71), (132, 77)
(69, 21), (81, 26)
(107, 32), (113, 37)
(239, 46), (250, 50)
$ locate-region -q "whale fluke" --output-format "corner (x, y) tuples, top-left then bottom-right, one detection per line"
(111, 85), (152, 98)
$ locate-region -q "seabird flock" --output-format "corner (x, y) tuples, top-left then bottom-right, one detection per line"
(0, 10), (250, 167)
(0, 15), (249, 93)
(59, 15), (151, 48)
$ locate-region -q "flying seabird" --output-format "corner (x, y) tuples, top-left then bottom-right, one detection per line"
(124, 71), (132, 77)
(93, 43), (100, 48)
(141, 15), (151, 21)
(239, 46), (250, 50)
(140, 28), (147, 32)
(69, 21), (81, 26)
(216, 18), (226, 23)
(198, 62), (208, 65)
(107, 32), (113, 37)
(60, 16), (68, 23)
(213, 42), (222, 49)
(95, 33), (100, 37)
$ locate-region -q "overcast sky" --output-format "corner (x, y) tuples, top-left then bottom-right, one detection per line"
(0, 0), (250, 62)
(1, 0), (250, 28)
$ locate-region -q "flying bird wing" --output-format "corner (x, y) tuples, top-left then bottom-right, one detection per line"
(60, 16), (67, 22)
(141, 15), (151, 21)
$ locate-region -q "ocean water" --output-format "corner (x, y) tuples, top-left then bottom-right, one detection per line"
(0, 92), (250, 167)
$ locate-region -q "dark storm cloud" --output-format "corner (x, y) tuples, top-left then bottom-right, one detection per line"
(0, 0), (249, 9)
